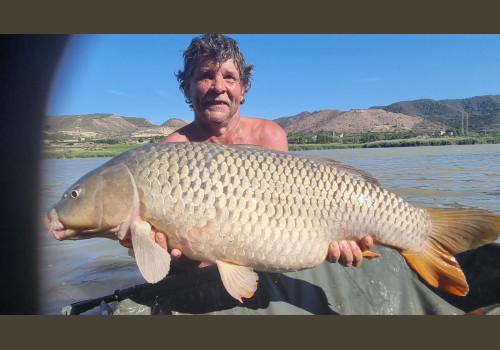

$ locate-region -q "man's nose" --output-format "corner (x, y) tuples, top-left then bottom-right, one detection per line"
(212, 75), (226, 93)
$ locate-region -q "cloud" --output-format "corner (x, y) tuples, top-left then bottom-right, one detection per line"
(103, 89), (134, 97)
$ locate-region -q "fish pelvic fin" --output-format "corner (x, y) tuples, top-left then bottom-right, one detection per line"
(215, 260), (259, 303)
(362, 250), (381, 260)
(402, 208), (500, 296)
(131, 220), (171, 284)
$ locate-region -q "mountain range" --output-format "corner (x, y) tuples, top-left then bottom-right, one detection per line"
(372, 94), (500, 134)
(43, 95), (500, 140)
(275, 95), (500, 135)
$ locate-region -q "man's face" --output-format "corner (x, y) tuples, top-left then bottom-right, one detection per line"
(184, 55), (245, 125)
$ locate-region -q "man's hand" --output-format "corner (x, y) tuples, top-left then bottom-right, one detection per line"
(326, 236), (374, 267)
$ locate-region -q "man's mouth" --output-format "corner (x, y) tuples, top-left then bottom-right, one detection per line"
(205, 100), (229, 107)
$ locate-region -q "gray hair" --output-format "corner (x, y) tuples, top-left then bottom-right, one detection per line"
(176, 34), (255, 107)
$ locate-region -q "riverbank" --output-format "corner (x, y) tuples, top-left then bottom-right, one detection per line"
(42, 143), (140, 159)
(289, 136), (500, 151)
(42, 135), (500, 158)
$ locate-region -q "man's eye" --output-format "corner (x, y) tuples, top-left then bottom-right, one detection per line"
(224, 76), (238, 84)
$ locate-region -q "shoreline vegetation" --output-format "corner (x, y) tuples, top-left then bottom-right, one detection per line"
(42, 133), (500, 159)
(289, 135), (500, 151)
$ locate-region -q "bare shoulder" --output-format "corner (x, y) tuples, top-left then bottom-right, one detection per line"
(162, 124), (192, 142)
(255, 117), (283, 130)
(242, 116), (289, 151)
(162, 133), (188, 142)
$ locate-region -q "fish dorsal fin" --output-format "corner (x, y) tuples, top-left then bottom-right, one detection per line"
(131, 220), (171, 283)
(228, 144), (272, 152)
(215, 260), (259, 303)
(302, 155), (381, 187)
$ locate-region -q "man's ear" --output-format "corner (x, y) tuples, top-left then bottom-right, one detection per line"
(183, 82), (191, 100)
(240, 88), (246, 104)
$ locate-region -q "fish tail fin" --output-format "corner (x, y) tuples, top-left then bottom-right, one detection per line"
(401, 208), (500, 296)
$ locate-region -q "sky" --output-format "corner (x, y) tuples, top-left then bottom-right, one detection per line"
(46, 34), (500, 125)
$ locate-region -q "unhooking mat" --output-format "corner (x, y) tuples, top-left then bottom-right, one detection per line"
(107, 242), (500, 315)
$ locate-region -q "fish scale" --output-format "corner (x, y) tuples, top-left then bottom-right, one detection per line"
(45, 141), (500, 301)
(118, 143), (424, 269)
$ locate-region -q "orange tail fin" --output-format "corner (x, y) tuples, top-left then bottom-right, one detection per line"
(401, 208), (500, 296)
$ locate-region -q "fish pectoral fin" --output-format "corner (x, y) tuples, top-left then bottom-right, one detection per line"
(215, 260), (259, 303)
(131, 220), (171, 284)
(362, 250), (381, 259)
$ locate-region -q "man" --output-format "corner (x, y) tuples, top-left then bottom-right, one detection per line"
(115, 34), (465, 315)
(160, 34), (374, 269)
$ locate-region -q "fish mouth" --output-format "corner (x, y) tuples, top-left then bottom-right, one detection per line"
(46, 223), (67, 241)
(44, 208), (121, 241)
(51, 229), (66, 241)
(44, 211), (68, 240)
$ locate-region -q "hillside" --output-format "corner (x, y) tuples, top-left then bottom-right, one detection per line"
(372, 95), (500, 133)
(43, 113), (190, 140)
(161, 118), (190, 129)
(274, 108), (441, 134)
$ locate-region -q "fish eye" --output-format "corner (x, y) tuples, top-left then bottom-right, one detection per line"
(64, 186), (81, 199)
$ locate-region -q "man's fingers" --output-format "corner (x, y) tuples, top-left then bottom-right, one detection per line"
(339, 240), (353, 267)
(327, 236), (374, 267)
(328, 240), (363, 267)
(119, 238), (132, 248)
(327, 242), (340, 263)
(359, 235), (374, 251)
(170, 248), (182, 258)
(349, 240), (363, 267)
(155, 231), (168, 250)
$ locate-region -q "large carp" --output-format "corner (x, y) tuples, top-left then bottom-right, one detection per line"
(45, 142), (500, 302)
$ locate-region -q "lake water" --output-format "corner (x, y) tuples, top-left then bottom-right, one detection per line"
(38, 144), (500, 314)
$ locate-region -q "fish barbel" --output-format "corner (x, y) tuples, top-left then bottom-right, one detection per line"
(44, 142), (500, 302)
